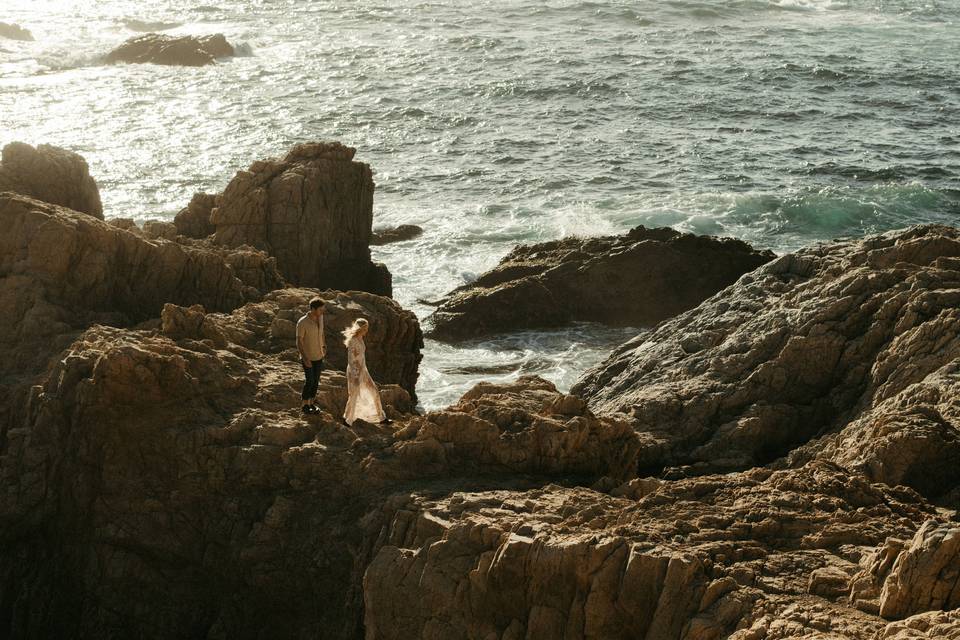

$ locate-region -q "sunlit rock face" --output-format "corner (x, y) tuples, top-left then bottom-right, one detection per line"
(0, 142), (103, 218)
(105, 33), (235, 66)
(210, 142), (392, 297)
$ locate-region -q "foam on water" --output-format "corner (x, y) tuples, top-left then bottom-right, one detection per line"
(2, 0), (958, 408)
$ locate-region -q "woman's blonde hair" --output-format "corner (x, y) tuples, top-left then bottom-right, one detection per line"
(342, 317), (369, 345)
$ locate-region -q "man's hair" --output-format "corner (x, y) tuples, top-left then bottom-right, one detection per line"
(309, 297), (325, 310)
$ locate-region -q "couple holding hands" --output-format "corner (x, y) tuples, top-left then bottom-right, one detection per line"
(296, 297), (386, 426)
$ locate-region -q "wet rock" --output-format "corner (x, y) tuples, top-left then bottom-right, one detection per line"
(105, 32), (235, 66)
(428, 226), (773, 341)
(574, 225), (960, 484)
(211, 142), (392, 296)
(0, 142), (102, 218)
(371, 224), (424, 246)
(0, 22), (33, 41)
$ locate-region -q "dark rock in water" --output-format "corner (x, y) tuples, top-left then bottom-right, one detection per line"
(0, 142), (103, 218)
(105, 33), (235, 66)
(371, 224), (424, 246)
(574, 224), (960, 491)
(173, 191), (217, 238)
(211, 141), (392, 297)
(0, 22), (33, 41)
(427, 226), (774, 341)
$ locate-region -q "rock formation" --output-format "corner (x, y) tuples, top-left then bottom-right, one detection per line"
(173, 191), (217, 238)
(0, 142), (103, 218)
(371, 224), (424, 246)
(210, 142), (391, 296)
(0, 22), (33, 41)
(428, 226), (774, 341)
(105, 33), (235, 66)
(574, 225), (960, 488)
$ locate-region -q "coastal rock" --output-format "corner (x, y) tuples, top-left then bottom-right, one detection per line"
(428, 226), (773, 340)
(878, 521), (960, 620)
(364, 462), (933, 640)
(0, 22), (33, 41)
(142, 219), (178, 240)
(173, 191), (217, 238)
(105, 33), (235, 66)
(371, 224), (424, 246)
(879, 610), (960, 639)
(0, 142), (103, 218)
(211, 142), (392, 296)
(573, 225), (960, 485)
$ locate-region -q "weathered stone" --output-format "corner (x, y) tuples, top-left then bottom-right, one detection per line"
(0, 142), (102, 218)
(211, 142), (391, 296)
(878, 521), (960, 620)
(173, 192), (217, 238)
(427, 226), (773, 340)
(105, 33), (235, 66)
(142, 219), (178, 240)
(371, 224), (424, 246)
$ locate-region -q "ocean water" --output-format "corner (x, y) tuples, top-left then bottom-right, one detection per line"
(2, 0), (958, 409)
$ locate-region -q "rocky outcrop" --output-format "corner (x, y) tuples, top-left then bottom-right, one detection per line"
(173, 191), (217, 238)
(0, 22), (33, 41)
(105, 33), (235, 66)
(878, 521), (960, 620)
(364, 462), (934, 640)
(574, 225), (960, 487)
(428, 226), (773, 341)
(371, 224), (423, 246)
(0, 142), (103, 218)
(211, 142), (392, 296)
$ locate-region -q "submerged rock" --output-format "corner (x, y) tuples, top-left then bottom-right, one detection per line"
(211, 142), (392, 296)
(371, 224), (424, 246)
(0, 22), (33, 41)
(0, 142), (103, 218)
(574, 224), (960, 489)
(427, 226), (773, 341)
(105, 33), (235, 66)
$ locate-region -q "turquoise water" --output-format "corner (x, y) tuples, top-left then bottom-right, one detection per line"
(2, 0), (958, 407)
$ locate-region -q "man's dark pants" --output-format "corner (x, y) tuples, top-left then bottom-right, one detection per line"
(302, 359), (324, 401)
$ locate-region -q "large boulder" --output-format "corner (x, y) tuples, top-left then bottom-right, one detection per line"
(211, 142), (392, 296)
(0, 142), (103, 218)
(0, 22), (33, 41)
(428, 226), (773, 341)
(573, 225), (960, 484)
(105, 33), (235, 66)
(173, 191), (217, 238)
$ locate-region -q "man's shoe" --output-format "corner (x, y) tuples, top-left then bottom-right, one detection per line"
(308, 405), (321, 414)
(302, 405), (314, 415)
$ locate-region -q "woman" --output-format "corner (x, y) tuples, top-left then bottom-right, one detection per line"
(342, 318), (386, 426)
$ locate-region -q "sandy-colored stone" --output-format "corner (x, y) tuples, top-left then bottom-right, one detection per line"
(0, 142), (103, 218)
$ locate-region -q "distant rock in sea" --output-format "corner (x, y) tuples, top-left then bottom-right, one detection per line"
(105, 33), (235, 66)
(0, 22), (33, 41)
(428, 226), (774, 340)
(0, 142), (103, 218)
(371, 224), (424, 246)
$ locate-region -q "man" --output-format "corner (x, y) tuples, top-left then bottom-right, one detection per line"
(296, 297), (327, 414)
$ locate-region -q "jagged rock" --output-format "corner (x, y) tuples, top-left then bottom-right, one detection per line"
(428, 226), (773, 341)
(364, 462), (933, 640)
(105, 33), (235, 66)
(0, 142), (103, 218)
(877, 521), (960, 620)
(371, 224), (423, 246)
(574, 225), (960, 487)
(211, 142), (392, 296)
(107, 216), (142, 234)
(173, 191), (217, 238)
(0, 22), (33, 41)
(160, 287), (422, 398)
(878, 610), (960, 639)
(142, 219), (178, 240)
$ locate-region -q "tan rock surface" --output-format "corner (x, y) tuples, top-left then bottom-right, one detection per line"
(0, 142), (103, 218)
(574, 225), (960, 485)
(211, 142), (392, 296)
(428, 226), (773, 340)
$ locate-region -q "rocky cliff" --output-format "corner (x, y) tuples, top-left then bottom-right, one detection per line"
(0, 142), (103, 218)
(428, 226), (773, 341)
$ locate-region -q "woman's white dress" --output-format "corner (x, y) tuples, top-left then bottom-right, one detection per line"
(343, 335), (386, 425)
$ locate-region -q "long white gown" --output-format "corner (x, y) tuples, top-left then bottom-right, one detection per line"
(343, 335), (386, 425)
